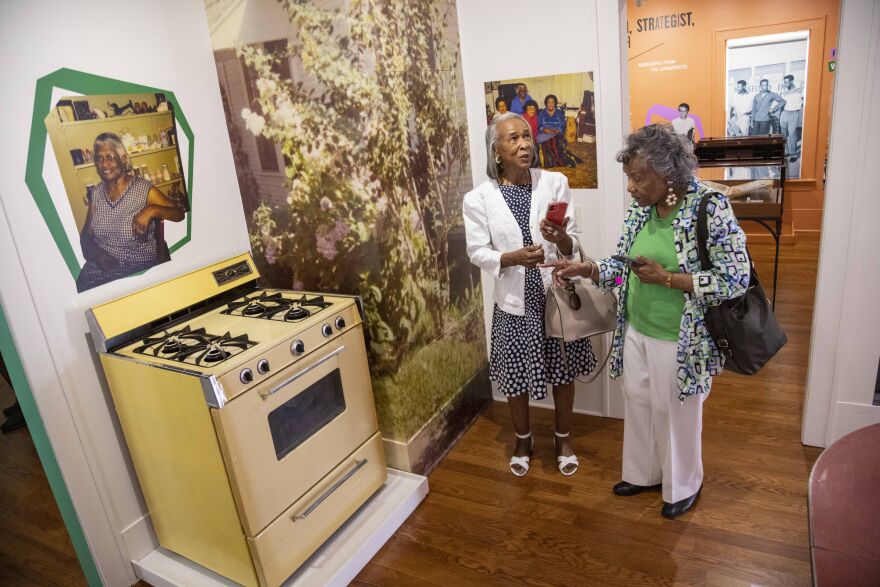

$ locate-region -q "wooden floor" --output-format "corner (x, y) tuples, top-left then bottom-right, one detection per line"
(353, 234), (824, 587)
(0, 234), (822, 586)
(0, 374), (87, 586)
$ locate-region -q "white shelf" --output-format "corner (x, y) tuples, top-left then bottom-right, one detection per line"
(153, 178), (184, 190)
(73, 146), (179, 170)
(59, 111), (172, 126)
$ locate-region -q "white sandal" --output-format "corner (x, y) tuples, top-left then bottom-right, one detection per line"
(509, 431), (533, 477)
(555, 431), (579, 476)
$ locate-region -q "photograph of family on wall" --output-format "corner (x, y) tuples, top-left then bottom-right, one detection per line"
(484, 71), (598, 189)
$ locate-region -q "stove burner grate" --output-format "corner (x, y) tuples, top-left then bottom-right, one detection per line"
(222, 292), (332, 321)
(202, 346), (230, 363)
(242, 301), (266, 316)
(133, 326), (257, 366)
(284, 306), (310, 321)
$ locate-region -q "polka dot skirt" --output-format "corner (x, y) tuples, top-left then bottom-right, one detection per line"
(489, 183), (597, 400)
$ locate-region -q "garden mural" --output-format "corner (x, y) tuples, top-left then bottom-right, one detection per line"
(208, 0), (488, 473)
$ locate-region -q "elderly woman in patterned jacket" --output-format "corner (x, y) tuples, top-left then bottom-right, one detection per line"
(544, 124), (749, 517)
(463, 112), (596, 478)
(76, 132), (185, 292)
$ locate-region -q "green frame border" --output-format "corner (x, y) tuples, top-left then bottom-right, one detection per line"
(0, 303), (102, 586)
(25, 68), (195, 278)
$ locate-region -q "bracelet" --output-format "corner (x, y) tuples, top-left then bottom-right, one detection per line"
(585, 261), (595, 280)
(665, 272), (674, 288)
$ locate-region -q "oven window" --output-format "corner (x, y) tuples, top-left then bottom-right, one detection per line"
(267, 369), (346, 460)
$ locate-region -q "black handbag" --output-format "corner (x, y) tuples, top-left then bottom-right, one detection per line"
(696, 194), (787, 375)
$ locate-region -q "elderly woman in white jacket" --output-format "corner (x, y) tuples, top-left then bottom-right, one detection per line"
(462, 112), (596, 477)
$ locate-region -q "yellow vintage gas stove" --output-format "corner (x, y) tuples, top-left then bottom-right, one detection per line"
(87, 253), (386, 587)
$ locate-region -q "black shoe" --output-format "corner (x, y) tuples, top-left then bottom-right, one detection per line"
(2, 402), (21, 417)
(613, 481), (660, 496)
(661, 485), (702, 518)
(789, 156), (798, 163)
(1, 410), (26, 433)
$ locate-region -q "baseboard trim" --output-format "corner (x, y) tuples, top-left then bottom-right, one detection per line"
(120, 512), (157, 566)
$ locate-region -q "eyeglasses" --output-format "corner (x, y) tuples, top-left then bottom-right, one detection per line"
(563, 279), (581, 310)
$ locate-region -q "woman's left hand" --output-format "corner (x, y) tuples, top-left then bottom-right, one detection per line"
(539, 217), (569, 245)
(542, 259), (592, 287)
(631, 256), (669, 285)
(132, 206), (154, 236)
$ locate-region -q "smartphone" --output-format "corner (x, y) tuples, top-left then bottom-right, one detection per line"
(611, 254), (645, 267)
(546, 201), (568, 225)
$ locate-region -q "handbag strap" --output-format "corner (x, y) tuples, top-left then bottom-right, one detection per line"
(696, 191), (761, 286)
(696, 192), (714, 271)
(553, 285), (613, 384)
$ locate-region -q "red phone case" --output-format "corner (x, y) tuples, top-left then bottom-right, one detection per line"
(546, 202), (567, 225)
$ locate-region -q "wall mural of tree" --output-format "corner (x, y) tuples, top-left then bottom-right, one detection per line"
(233, 0), (487, 448)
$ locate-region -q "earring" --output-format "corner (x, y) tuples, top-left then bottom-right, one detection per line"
(665, 181), (677, 206)
(494, 153), (502, 165)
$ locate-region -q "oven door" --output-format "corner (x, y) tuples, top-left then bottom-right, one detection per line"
(211, 326), (379, 536)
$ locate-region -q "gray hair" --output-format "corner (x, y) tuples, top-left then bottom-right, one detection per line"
(485, 112), (538, 180)
(93, 132), (132, 172)
(615, 124), (696, 189)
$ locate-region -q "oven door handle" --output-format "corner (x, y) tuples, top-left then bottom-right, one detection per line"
(292, 458), (369, 522)
(259, 345), (345, 400)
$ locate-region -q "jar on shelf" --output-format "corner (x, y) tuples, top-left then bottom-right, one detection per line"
(83, 184), (95, 206)
(161, 164), (171, 182)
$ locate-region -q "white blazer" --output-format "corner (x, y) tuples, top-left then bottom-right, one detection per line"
(462, 168), (581, 316)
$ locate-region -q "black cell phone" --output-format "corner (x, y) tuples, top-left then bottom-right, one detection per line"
(611, 254), (645, 267)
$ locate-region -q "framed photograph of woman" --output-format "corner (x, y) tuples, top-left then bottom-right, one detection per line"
(44, 92), (189, 292)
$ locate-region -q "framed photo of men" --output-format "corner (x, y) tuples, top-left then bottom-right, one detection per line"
(725, 31), (809, 179)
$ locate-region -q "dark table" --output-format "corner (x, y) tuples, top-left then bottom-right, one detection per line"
(809, 423), (880, 585)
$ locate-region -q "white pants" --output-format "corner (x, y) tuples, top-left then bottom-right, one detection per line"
(621, 327), (707, 503)
(735, 114), (750, 136)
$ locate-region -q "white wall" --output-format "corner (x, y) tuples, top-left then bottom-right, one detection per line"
(802, 0), (880, 446)
(456, 0), (629, 417)
(0, 1), (251, 583)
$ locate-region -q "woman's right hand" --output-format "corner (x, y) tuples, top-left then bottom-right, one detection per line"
(541, 259), (593, 287)
(501, 244), (545, 268)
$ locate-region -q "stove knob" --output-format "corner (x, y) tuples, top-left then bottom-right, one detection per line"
(257, 359), (270, 375)
(240, 368), (254, 384)
(335, 316), (346, 330)
(290, 339), (305, 356)
(322, 324), (333, 338)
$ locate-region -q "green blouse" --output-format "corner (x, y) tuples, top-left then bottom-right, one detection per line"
(626, 204), (685, 340)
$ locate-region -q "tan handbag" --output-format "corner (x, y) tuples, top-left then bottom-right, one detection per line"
(545, 265), (618, 383)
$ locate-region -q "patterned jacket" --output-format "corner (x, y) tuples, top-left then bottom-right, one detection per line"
(595, 180), (750, 400)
